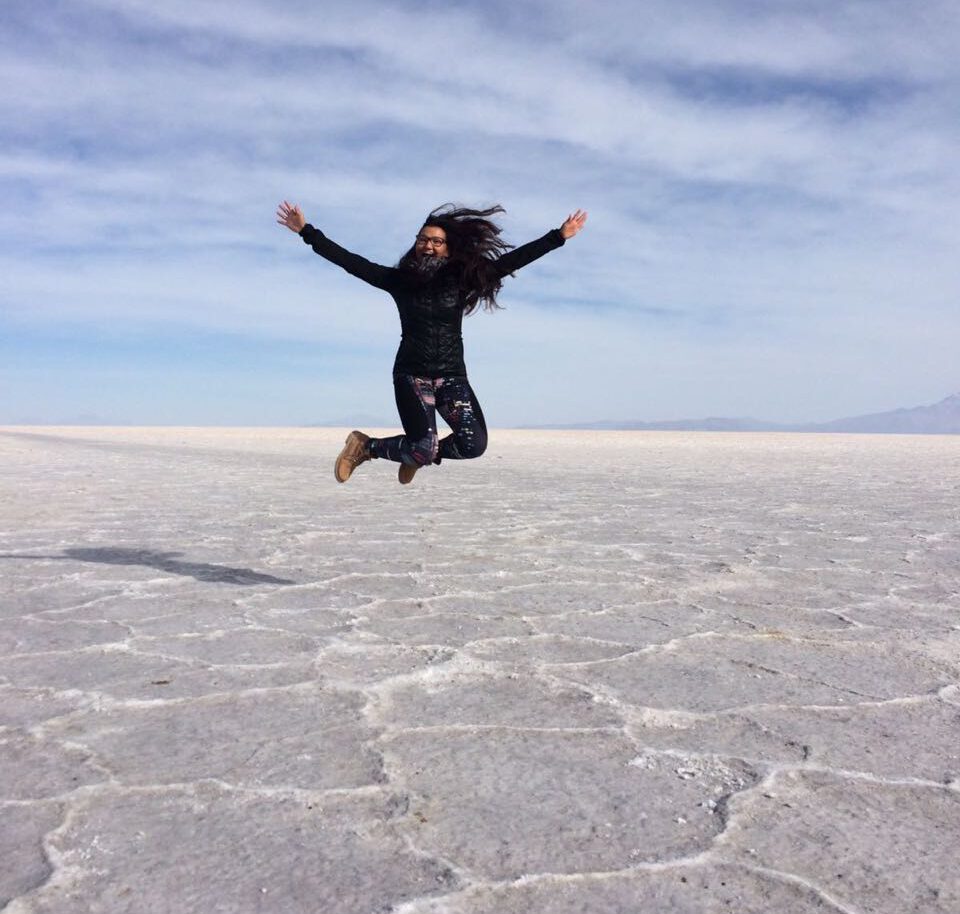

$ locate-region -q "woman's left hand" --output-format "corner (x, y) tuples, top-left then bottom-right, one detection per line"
(276, 200), (307, 233)
(560, 209), (588, 239)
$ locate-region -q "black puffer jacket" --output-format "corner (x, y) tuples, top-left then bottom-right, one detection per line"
(299, 224), (565, 377)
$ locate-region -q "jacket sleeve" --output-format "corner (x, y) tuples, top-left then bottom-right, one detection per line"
(299, 224), (398, 291)
(492, 228), (566, 278)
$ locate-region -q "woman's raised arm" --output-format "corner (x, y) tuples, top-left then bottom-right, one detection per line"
(492, 209), (588, 278)
(276, 201), (397, 291)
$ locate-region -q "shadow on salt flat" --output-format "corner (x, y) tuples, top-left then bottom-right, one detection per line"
(0, 547), (297, 586)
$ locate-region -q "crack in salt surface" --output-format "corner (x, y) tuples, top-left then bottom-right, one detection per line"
(119, 651), (312, 671)
(4, 779), (393, 812)
(723, 863), (865, 914)
(25, 681), (336, 726)
(624, 746), (960, 793)
(614, 691), (952, 732)
(390, 857), (859, 914)
(0, 811), (64, 912)
(696, 688), (955, 717)
(526, 630), (726, 669)
(378, 725), (627, 736)
(597, 689), (955, 733)
(768, 692), (950, 711)
(703, 765), (959, 909)
(1, 798), (81, 913)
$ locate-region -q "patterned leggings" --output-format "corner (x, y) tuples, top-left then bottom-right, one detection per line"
(368, 375), (488, 466)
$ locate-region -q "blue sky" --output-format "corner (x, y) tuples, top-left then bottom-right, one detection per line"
(2, 0), (958, 426)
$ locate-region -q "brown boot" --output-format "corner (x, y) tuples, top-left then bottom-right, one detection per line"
(335, 431), (372, 483)
(398, 462), (419, 485)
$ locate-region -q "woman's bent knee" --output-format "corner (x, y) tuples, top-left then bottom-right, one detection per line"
(460, 432), (487, 459)
(410, 433), (439, 465)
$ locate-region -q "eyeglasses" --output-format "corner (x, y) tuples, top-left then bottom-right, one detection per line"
(415, 235), (447, 247)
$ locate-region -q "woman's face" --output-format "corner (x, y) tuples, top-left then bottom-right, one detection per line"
(414, 225), (448, 258)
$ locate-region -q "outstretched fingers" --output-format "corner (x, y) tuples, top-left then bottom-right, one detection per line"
(276, 200), (306, 232)
(560, 208), (588, 239)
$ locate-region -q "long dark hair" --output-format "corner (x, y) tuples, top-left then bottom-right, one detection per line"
(398, 204), (513, 314)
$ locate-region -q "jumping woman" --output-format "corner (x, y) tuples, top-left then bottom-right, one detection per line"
(275, 201), (588, 484)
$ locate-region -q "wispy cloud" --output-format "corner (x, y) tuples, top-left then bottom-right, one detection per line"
(2, 0), (958, 424)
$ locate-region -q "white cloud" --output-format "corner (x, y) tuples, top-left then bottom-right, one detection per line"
(3, 0), (958, 424)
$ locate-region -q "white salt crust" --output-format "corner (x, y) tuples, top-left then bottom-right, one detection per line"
(1, 427), (958, 913)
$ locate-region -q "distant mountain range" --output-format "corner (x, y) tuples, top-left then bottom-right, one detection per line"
(521, 392), (960, 434)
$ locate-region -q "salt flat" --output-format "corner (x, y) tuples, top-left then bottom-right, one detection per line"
(1, 426), (958, 914)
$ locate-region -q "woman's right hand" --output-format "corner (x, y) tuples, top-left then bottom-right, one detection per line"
(276, 200), (306, 233)
(560, 209), (588, 239)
